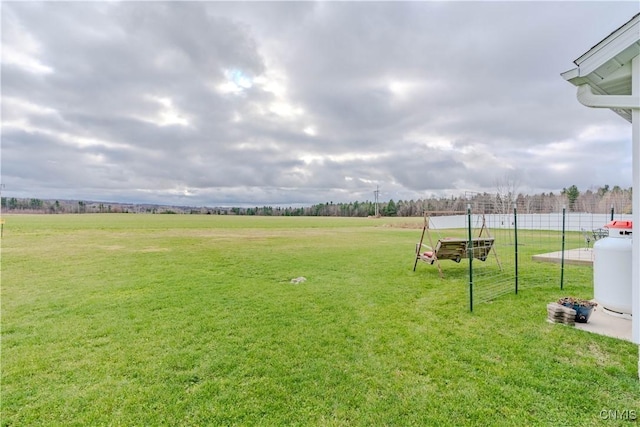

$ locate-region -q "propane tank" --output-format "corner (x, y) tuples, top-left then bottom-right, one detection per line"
(593, 221), (633, 317)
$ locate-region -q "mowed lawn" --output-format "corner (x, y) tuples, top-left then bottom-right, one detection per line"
(2, 214), (638, 426)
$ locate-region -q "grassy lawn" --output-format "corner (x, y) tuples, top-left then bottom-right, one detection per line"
(2, 214), (638, 426)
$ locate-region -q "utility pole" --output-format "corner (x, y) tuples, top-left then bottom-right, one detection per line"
(0, 184), (5, 237)
(374, 185), (380, 217)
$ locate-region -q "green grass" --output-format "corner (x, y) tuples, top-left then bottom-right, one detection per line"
(2, 214), (638, 426)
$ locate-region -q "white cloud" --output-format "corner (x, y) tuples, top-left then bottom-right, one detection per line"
(2, 9), (54, 74)
(2, 46), (54, 74)
(269, 102), (303, 118)
(253, 67), (288, 97)
(145, 96), (190, 127)
(218, 68), (254, 94)
(303, 126), (317, 136)
(1, 1), (636, 207)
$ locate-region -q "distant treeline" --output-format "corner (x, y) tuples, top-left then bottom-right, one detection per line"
(1, 185), (632, 216)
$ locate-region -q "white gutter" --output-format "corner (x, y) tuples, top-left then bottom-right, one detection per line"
(576, 84), (640, 109)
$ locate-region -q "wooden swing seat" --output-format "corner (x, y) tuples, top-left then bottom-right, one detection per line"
(413, 211), (502, 278)
(416, 237), (495, 264)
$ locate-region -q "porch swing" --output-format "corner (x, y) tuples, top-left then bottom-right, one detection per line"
(413, 211), (500, 278)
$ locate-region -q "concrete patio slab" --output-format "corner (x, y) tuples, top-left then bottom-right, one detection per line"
(575, 305), (632, 342)
(532, 248), (593, 266)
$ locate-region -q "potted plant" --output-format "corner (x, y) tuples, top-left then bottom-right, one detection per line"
(558, 297), (597, 323)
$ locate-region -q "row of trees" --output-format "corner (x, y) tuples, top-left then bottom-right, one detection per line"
(236, 186), (631, 217)
(1, 185), (632, 217)
(0, 198), (187, 214)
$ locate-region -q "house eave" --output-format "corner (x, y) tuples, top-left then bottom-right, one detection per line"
(562, 13), (640, 123)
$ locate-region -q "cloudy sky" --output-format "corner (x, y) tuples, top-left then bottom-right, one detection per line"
(2, 1), (638, 207)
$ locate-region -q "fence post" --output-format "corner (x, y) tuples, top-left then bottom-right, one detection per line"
(561, 206), (566, 291)
(514, 204), (518, 295)
(467, 204), (473, 312)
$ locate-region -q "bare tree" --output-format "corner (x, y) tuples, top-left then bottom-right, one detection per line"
(495, 173), (520, 215)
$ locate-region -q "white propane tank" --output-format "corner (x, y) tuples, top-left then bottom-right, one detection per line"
(593, 220), (633, 316)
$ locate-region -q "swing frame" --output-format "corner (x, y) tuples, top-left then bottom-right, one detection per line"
(413, 211), (502, 278)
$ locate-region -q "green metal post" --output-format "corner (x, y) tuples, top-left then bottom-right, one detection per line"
(514, 204), (518, 295)
(467, 204), (473, 312)
(560, 206), (566, 291)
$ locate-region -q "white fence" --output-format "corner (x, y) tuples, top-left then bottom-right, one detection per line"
(428, 213), (633, 232)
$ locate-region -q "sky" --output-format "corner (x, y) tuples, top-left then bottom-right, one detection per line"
(2, 1), (639, 207)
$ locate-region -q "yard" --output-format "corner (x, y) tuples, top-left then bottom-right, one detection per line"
(1, 214), (638, 425)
